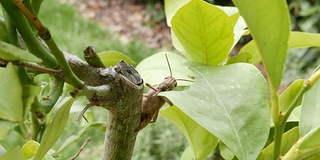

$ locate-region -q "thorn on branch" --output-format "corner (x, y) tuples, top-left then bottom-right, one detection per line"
(77, 104), (92, 123)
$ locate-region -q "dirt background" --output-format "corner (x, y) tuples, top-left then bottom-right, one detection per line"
(67, 0), (172, 50)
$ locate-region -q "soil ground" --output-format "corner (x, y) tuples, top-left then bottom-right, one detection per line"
(67, 0), (172, 50)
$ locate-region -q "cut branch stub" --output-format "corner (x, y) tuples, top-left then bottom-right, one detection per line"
(68, 57), (144, 160)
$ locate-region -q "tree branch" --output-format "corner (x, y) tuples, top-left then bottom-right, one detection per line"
(67, 55), (144, 160)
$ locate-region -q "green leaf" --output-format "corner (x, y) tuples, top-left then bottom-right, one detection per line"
(287, 106), (301, 122)
(171, 29), (187, 55)
(237, 40), (261, 65)
(289, 32), (320, 48)
(56, 135), (80, 153)
(22, 140), (40, 159)
(0, 21), (8, 42)
(22, 85), (41, 118)
(284, 81), (320, 159)
(216, 6), (247, 52)
(0, 41), (42, 63)
(98, 50), (136, 67)
(0, 146), (23, 160)
(34, 97), (74, 160)
(171, 0), (234, 65)
(257, 127), (299, 160)
(285, 127), (320, 160)
(305, 155), (320, 160)
(219, 141), (235, 160)
(160, 63), (270, 160)
(0, 63), (23, 122)
(232, 0), (290, 91)
(164, 0), (189, 27)
(136, 51), (192, 86)
(161, 106), (218, 159)
(239, 32), (320, 65)
(300, 80), (320, 137)
(279, 79), (304, 113)
(296, 81), (320, 157)
(180, 146), (193, 160)
(227, 52), (252, 64)
(0, 121), (17, 140)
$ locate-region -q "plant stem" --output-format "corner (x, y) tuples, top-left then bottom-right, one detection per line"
(271, 92), (284, 160)
(13, 0), (45, 32)
(102, 80), (143, 159)
(12, 0), (84, 88)
(31, 0), (43, 16)
(39, 29), (84, 88)
(70, 137), (91, 160)
(64, 58), (144, 159)
(101, 62), (143, 160)
(11, 61), (63, 77)
(273, 123), (285, 160)
(30, 112), (40, 140)
(10, 0), (84, 88)
(283, 69), (320, 123)
(273, 69), (320, 159)
(0, 0), (57, 68)
(40, 77), (64, 113)
(282, 139), (301, 160)
(1, 9), (19, 46)
(83, 46), (106, 68)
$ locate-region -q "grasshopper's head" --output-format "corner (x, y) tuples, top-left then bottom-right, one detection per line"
(158, 76), (177, 92)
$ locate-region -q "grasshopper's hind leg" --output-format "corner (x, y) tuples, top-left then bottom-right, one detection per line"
(150, 110), (159, 123)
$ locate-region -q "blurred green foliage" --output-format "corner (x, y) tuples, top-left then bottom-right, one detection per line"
(283, 0), (320, 85)
(39, 0), (155, 64)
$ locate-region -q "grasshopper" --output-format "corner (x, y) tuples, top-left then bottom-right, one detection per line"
(137, 54), (179, 131)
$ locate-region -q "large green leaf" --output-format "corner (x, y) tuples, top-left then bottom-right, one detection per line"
(0, 146), (23, 160)
(232, 0), (290, 91)
(98, 50), (136, 67)
(160, 63), (270, 160)
(34, 97), (74, 160)
(0, 63), (23, 122)
(215, 6), (247, 53)
(161, 106), (218, 159)
(0, 41), (42, 63)
(171, 0), (234, 65)
(136, 51), (192, 86)
(258, 127), (299, 159)
(170, 4), (245, 59)
(164, 0), (189, 27)
(239, 32), (320, 65)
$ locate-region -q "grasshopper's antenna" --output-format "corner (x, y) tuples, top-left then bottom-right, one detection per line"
(165, 54), (172, 77)
(176, 78), (194, 82)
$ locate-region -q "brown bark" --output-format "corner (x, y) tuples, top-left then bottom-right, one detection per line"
(66, 52), (144, 160)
